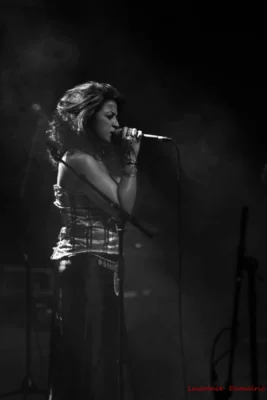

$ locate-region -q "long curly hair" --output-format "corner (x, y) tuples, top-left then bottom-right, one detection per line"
(46, 81), (124, 168)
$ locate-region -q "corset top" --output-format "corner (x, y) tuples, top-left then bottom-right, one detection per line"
(51, 185), (120, 260)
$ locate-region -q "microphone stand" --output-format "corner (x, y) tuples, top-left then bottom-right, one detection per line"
(47, 145), (153, 400)
(0, 124), (47, 399)
(210, 206), (263, 399)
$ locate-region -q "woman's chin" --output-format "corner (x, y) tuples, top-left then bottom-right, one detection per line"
(105, 135), (113, 144)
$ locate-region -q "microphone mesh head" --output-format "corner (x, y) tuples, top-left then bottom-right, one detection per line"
(114, 128), (122, 135)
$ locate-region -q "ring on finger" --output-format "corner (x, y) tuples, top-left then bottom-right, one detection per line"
(131, 128), (137, 137)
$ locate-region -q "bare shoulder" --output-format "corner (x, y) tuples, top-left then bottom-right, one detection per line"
(63, 150), (99, 172)
(58, 150), (102, 190)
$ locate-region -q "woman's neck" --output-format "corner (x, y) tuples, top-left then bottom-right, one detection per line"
(77, 132), (113, 156)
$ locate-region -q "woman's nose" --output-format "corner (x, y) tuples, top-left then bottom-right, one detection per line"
(113, 118), (119, 128)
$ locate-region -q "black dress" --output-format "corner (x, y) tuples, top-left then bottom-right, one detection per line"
(48, 183), (130, 400)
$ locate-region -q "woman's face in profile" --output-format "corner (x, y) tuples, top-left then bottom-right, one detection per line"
(88, 100), (119, 143)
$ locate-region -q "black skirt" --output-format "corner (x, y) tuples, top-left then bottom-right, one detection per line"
(48, 252), (129, 400)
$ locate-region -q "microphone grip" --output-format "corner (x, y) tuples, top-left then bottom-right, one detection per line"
(143, 134), (161, 139)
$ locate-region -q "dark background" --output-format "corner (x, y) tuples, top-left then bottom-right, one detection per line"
(0, 2), (267, 399)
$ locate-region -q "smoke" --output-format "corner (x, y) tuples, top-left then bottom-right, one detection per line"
(0, 10), (79, 114)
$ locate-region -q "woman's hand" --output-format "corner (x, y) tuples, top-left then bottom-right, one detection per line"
(121, 127), (142, 158)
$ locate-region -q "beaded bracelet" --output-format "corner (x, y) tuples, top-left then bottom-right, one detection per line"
(123, 170), (137, 178)
(124, 142), (137, 165)
(125, 160), (137, 166)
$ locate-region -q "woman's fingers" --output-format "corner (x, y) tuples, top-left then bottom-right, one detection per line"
(136, 130), (142, 140)
(122, 127), (142, 140)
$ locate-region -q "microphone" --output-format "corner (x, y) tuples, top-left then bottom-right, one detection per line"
(114, 128), (171, 141)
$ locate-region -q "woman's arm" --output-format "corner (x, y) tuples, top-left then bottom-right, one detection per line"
(117, 127), (141, 214)
(117, 157), (138, 215)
